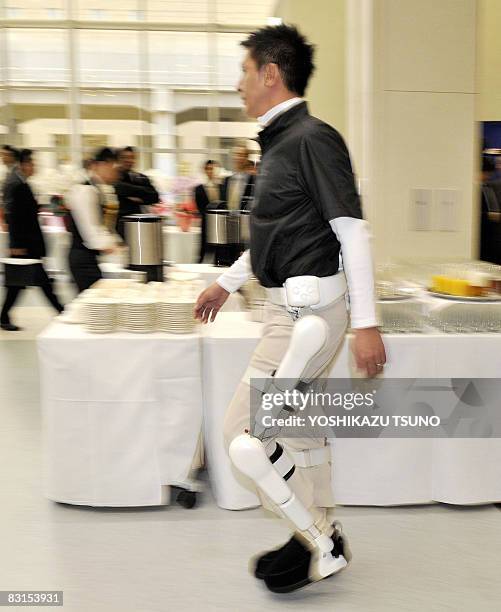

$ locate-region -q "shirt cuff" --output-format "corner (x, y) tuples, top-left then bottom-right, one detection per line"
(216, 250), (252, 293)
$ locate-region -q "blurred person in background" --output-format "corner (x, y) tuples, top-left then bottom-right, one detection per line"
(114, 146), (159, 238)
(194, 160), (221, 263)
(1, 149), (64, 331)
(67, 147), (121, 292)
(221, 144), (255, 211)
(244, 159), (258, 176)
(0, 145), (20, 231)
(216, 145), (255, 266)
(480, 155), (501, 263)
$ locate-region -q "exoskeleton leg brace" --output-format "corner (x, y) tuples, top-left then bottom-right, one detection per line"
(229, 277), (347, 578)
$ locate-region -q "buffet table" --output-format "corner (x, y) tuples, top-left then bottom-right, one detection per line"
(203, 313), (501, 508)
(38, 310), (501, 509)
(38, 323), (202, 506)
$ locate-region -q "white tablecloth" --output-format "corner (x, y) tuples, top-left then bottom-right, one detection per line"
(38, 310), (501, 509)
(38, 323), (202, 506)
(202, 313), (501, 508)
(173, 263), (228, 288)
(163, 226), (201, 264)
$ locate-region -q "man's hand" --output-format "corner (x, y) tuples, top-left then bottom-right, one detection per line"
(10, 248), (27, 256)
(194, 282), (230, 323)
(102, 246), (118, 255)
(351, 327), (386, 377)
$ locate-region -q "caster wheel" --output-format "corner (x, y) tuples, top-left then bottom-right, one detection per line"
(176, 489), (197, 509)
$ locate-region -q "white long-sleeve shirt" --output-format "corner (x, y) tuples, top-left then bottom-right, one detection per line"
(216, 217), (378, 329)
(67, 183), (118, 251)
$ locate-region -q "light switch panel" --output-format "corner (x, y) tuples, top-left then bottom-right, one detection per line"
(410, 188), (432, 231)
(435, 188), (459, 232)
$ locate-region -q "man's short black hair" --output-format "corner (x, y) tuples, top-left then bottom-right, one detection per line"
(121, 146), (136, 154)
(241, 24), (315, 97)
(19, 148), (33, 164)
(204, 159), (218, 168)
(2, 144), (20, 161)
(93, 147), (117, 163)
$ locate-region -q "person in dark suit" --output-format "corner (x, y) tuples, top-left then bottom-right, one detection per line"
(480, 156), (501, 264)
(0, 145), (19, 231)
(220, 145), (255, 211)
(1, 149), (63, 331)
(194, 160), (221, 263)
(217, 145), (255, 266)
(114, 146), (159, 238)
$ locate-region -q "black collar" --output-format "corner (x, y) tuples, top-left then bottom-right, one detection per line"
(257, 101), (309, 152)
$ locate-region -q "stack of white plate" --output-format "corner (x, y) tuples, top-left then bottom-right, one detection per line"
(82, 298), (117, 334)
(117, 298), (157, 333)
(157, 297), (197, 334)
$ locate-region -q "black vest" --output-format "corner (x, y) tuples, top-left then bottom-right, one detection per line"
(69, 180), (104, 254)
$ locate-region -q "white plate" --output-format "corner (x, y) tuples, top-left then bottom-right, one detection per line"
(427, 289), (501, 303)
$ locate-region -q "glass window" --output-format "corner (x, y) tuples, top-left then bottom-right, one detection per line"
(75, 0), (139, 22)
(147, 1), (209, 24)
(6, 87), (71, 171)
(78, 88), (149, 165)
(5, 29), (69, 86)
(4, 0), (66, 20)
(148, 32), (210, 87)
(78, 30), (142, 86)
(216, 33), (245, 90)
(216, 0), (276, 25)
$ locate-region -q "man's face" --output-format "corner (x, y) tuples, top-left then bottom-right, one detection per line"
(1, 150), (14, 166)
(120, 151), (135, 172)
(21, 159), (35, 178)
(237, 51), (269, 119)
(205, 163), (216, 181)
(232, 147), (248, 172)
(96, 160), (119, 184)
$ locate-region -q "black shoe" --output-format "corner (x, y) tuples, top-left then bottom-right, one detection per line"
(252, 535), (308, 580)
(263, 523), (351, 594)
(0, 322), (21, 331)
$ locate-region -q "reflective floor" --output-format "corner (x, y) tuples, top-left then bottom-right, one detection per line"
(1, 284), (500, 611)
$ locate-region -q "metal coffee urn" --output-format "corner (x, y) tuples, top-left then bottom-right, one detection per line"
(123, 214), (163, 282)
(206, 209), (251, 246)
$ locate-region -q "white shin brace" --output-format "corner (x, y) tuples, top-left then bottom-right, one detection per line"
(229, 434), (346, 578)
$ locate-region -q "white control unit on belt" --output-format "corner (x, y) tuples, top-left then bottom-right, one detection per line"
(284, 275), (321, 308)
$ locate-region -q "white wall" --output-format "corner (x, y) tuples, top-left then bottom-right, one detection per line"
(369, 0), (477, 262)
(278, 0), (478, 262)
(477, 0), (501, 121)
(276, 0), (346, 134)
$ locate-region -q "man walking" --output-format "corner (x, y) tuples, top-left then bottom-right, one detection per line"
(1, 149), (63, 331)
(195, 25), (385, 593)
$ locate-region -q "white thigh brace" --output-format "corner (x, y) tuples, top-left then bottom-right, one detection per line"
(244, 313), (329, 439)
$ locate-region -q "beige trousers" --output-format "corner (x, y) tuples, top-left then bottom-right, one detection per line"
(223, 297), (348, 537)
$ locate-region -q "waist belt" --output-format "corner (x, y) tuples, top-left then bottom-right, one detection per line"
(265, 272), (347, 310)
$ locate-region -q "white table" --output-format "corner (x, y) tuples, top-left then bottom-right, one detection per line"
(173, 263), (228, 288)
(163, 226), (201, 264)
(38, 310), (501, 509)
(38, 322), (202, 507)
(202, 312), (501, 509)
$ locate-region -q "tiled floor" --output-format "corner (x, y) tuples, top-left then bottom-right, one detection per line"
(1, 283), (500, 611)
